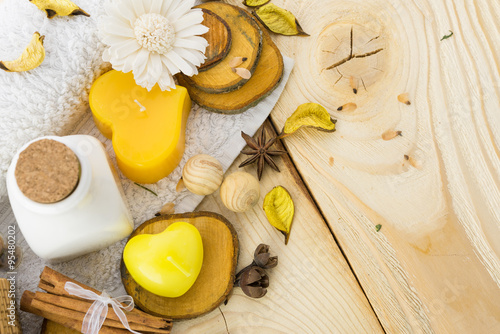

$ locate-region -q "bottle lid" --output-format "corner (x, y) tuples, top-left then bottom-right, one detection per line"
(14, 139), (80, 204)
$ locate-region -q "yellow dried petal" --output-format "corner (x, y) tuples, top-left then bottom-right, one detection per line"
(0, 32), (45, 72)
(243, 0), (270, 7)
(282, 103), (336, 136)
(263, 186), (295, 245)
(255, 4), (308, 36)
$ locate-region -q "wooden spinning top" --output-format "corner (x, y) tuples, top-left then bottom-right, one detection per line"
(15, 139), (80, 204)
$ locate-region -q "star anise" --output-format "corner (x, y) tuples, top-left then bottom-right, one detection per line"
(239, 127), (286, 180)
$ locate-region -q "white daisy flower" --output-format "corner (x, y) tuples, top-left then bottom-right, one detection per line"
(99, 0), (208, 91)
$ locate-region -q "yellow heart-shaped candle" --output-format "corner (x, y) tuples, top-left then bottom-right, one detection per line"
(123, 222), (203, 298)
(89, 70), (191, 183)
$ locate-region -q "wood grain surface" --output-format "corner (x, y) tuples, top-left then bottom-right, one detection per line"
(198, 9), (231, 72)
(121, 212), (238, 320)
(221, 0), (500, 332)
(171, 121), (383, 333)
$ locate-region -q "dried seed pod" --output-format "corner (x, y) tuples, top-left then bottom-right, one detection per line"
(349, 76), (358, 94)
(282, 103), (336, 136)
(382, 130), (402, 141)
(231, 67), (252, 79)
(255, 3), (309, 36)
(182, 154), (224, 195)
(337, 103), (357, 112)
(176, 178), (186, 192)
(228, 57), (248, 68)
(239, 266), (269, 298)
(220, 172), (260, 212)
(405, 155), (422, 169)
(160, 202), (175, 215)
(263, 186), (295, 245)
(398, 93), (411, 105)
(254, 244), (278, 269)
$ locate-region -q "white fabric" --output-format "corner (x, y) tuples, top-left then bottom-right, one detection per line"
(0, 0), (294, 331)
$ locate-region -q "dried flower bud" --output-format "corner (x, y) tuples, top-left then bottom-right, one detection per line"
(254, 244), (278, 269)
(239, 266), (269, 298)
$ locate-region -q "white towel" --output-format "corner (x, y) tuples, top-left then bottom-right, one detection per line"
(0, 0), (294, 331)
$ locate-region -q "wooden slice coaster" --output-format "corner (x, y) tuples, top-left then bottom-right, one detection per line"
(181, 3), (263, 94)
(15, 139), (80, 204)
(178, 17), (284, 114)
(121, 212), (239, 320)
(198, 9), (231, 72)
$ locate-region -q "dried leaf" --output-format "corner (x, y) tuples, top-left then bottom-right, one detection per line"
(228, 57), (248, 68)
(282, 103), (336, 136)
(263, 186), (295, 245)
(255, 3), (309, 36)
(243, 0), (270, 7)
(160, 202), (175, 215)
(375, 224), (382, 232)
(176, 178), (186, 192)
(231, 67), (252, 79)
(134, 183), (157, 196)
(398, 93), (411, 105)
(440, 30), (453, 41)
(382, 130), (402, 141)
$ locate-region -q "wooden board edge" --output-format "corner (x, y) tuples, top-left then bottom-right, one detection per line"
(198, 8), (232, 72)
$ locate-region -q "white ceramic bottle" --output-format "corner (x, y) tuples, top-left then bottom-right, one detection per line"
(6, 135), (133, 262)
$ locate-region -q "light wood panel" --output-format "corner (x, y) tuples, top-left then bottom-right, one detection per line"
(172, 121), (383, 333)
(218, 0), (500, 332)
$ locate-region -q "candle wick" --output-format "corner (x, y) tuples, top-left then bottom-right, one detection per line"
(166, 256), (191, 277)
(134, 100), (146, 112)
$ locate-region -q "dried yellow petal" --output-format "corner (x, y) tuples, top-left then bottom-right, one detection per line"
(243, 0), (270, 7)
(255, 4), (309, 36)
(263, 186), (295, 245)
(0, 32), (45, 72)
(29, 0), (89, 18)
(282, 103), (336, 136)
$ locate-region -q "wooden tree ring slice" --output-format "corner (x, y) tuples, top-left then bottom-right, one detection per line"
(182, 3), (263, 94)
(178, 18), (284, 114)
(198, 9), (231, 72)
(121, 212), (239, 320)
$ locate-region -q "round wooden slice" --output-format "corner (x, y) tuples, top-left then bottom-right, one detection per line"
(177, 17), (284, 114)
(182, 3), (263, 94)
(198, 9), (231, 72)
(15, 139), (80, 204)
(121, 212), (239, 320)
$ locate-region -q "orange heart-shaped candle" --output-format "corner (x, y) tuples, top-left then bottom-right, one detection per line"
(89, 70), (191, 183)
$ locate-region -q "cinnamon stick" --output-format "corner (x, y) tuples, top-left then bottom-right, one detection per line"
(21, 291), (128, 334)
(34, 291), (170, 331)
(38, 266), (172, 330)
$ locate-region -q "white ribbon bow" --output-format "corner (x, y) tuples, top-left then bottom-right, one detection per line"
(64, 282), (142, 334)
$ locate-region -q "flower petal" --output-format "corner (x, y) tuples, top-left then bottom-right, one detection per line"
(132, 0), (145, 17)
(161, 56), (180, 76)
(167, 0), (196, 21)
(166, 49), (197, 76)
(148, 53), (163, 86)
(175, 24), (209, 38)
(173, 36), (207, 53)
(158, 66), (175, 91)
(172, 10), (204, 32)
(101, 19), (135, 38)
(109, 39), (141, 60)
(149, 0), (163, 14)
(132, 48), (150, 80)
(160, 0), (179, 17)
(102, 48), (112, 62)
(101, 34), (130, 47)
(173, 47), (202, 67)
(115, 0), (137, 25)
(122, 50), (139, 73)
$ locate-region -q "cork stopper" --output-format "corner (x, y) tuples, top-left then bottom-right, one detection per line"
(15, 139), (80, 204)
